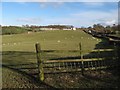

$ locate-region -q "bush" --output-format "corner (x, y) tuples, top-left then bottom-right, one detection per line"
(2, 26), (28, 35)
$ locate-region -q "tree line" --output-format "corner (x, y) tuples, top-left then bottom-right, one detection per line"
(79, 24), (119, 34)
(1, 24), (119, 35)
(1, 26), (28, 35)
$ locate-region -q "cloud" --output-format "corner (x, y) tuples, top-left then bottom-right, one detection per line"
(2, 0), (47, 2)
(105, 20), (117, 25)
(70, 9), (118, 26)
(79, 0), (119, 1)
(39, 2), (64, 8)
(39, 3), (47, 8)
(2, 0), (119, 2)
(16, 18), (41, 24)
(42, 9), (118, 27)
(99, 19), (118, 26)
(82, 2), (105, 7)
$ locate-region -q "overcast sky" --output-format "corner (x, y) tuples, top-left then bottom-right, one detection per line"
(1, 1), (119, 27)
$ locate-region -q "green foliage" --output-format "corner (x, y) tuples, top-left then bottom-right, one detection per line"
(92, 24), (118, 34)
(2, 26), (28, 35)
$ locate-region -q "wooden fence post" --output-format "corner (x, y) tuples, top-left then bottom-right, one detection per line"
(79, 42), (84, 75)
(98, 49), (102, 75)
(114, 43), (118, 59)
(114, 42), (118, 67)
(35, 43), (44, 81)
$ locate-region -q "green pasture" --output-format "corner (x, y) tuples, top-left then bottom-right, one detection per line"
(3, 30), (118, 88)
(2, 30), (101, 52)
(2, 30), (102, 66)
(2, 30), (102, 70)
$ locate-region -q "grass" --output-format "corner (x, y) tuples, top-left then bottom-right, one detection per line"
(2, 30), (102, 66)
(2, 30), (119, 88)
(2, 30), (100, 52)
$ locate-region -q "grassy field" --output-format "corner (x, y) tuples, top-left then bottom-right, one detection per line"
(2, 30), (101, 51)
(2, 30), (119, 88)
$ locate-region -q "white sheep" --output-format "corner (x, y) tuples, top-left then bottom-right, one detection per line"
(57, 40), (60, 43)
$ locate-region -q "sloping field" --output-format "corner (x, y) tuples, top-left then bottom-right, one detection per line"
(2, 30), (101, 52)
(2, 30), (119, 88)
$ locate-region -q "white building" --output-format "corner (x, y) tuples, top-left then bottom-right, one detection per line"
(73, 27), (76, 30)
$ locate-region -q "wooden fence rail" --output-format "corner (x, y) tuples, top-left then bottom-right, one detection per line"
(35, 42), (118, 81)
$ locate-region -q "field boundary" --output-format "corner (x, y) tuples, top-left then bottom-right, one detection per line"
(35, 42), (119, 81)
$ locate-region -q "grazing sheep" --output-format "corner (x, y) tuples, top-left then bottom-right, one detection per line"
(14, 43), (16, 45)
(57, 40), (60, 43)
(97, 39), (99, 41)
(92, 37), (96, 39)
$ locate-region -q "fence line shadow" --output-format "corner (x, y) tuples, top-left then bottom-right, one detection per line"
(2, 51), (55, 88)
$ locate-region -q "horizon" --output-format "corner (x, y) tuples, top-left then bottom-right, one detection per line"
(1, 23), (118, 28)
